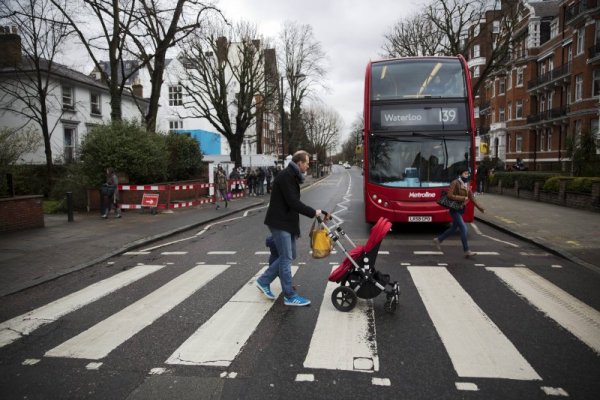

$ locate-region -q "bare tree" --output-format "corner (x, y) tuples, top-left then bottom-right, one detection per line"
(50, 0), (143, 121)
(279, 21), (327, 154)
(302, 105), (341, 162)
(383, 0), (515, 94)
(128, 0), (220, 132)
(180, 21), (278, 167)
(0, 0), (73, 191)
(382, 12), (445, 57)
(0, 126), (42, 168)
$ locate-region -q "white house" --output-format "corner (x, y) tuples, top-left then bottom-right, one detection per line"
(0, 33), (149, 165)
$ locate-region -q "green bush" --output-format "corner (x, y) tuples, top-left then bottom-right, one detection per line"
(43, 199), (66, 214)
(165, 132), (204, 181)
(567, 177), (600, 194)
(490, 171), (561, 190)
(79, 120), (168, 186)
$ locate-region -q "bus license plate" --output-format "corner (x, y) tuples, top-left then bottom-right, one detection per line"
(408, 216), (432, 222)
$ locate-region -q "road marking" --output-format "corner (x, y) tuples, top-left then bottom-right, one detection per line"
(488, 267), (600, 354)
(519, 252), (550, 256)
(541, 386), (569, 396)
(414, 251), (443, 255)
(471, 223), (519, 248)
(0, 265), (165, 349)
(408, 266), (540, 380)
(372, 377), (391, 386)
(45, 265), (228, 360)
(161, 251), (188, 255)
(165, 266), (297, 367)
(472, 251), (499, 255)
(22, 359), (40, 366)
(303, 266), (379, 373)
(254, 251), (270, 255)
(455, 382), (479, 391)
(207, 251), (236, 255)
(295, 374), (314, 382)
(123, 251), (150, 255)
(86, 362), (103, 370)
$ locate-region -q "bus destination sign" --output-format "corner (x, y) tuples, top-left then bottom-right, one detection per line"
(381, 108), (459, 127)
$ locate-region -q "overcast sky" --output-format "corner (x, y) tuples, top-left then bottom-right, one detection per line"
(217, 0), (423, 141)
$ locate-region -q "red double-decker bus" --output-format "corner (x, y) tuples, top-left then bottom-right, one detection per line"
(363, 56), (477, 224)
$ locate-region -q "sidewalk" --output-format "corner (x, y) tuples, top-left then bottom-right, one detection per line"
(1, 181), (598, 298)
(0, 195), (267, 297)
(474, 193), (600, 273)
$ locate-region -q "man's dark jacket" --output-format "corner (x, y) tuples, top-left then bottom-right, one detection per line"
(264, 164), (315, 237)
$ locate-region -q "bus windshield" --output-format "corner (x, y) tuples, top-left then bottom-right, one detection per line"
(368, 135), (471, 188)
(371, 59), (466, 100)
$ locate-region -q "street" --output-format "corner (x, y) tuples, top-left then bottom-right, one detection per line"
(1, 165), (599, 399)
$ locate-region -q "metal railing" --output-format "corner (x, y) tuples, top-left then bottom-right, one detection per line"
(527, 62), (571, 90)
(526, 106), (569, 124)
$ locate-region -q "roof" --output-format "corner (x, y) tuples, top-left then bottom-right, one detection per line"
(529, 0), (560, 18)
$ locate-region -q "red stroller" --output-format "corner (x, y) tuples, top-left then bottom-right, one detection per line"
(318, 216), (400, 313)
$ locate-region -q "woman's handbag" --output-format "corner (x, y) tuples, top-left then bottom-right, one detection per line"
(437, 190), (463, 211)
(310, 218), (333, 259)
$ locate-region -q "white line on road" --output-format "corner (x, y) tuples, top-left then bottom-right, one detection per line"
(0, 265), (165, 349)
(123, 251), (151, 255)
(472, 251), (500, 255)
(207, 251), (236, 255)
(471, 222), (520, 248)
(488, 267), (600, 354)
(45, 265), (228, 360)
(165, 266), (297, 367)
(161, 251), (188, 255)
(414, 251), (443, 255)
(408, 266), (540, 380)
(303, 266), (379, 373)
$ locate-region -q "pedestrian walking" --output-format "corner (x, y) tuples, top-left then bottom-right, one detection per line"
(255, 150), (328, 306)
(476, 163), (489, 193)
(433, 168), (485, 257)
(215, 166), (228, 209)
(101, 167), (121, 219)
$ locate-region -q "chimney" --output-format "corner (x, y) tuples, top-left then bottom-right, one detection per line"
(0, 33), (22, 68)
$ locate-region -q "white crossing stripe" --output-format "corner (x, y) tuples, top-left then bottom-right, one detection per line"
(165, 266), (297, 367)
(254, 251), (270, 255)
(472, 251), (500, 255)
(303, 266), (379, 373)
(0, 265), (165, 349)
(207, 251), (236, 255)
(45, 265), (228, 360)
(123, 251), (151, 255)
(408, 266), (540, 380)
(161, 252), (188, 255)
(414, 251), (443, 255)
(488, 267), (600, 354)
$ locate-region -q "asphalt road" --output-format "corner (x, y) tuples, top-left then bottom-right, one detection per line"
(0, 166), (599, 399)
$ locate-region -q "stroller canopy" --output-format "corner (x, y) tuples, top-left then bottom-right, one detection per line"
(329, 217), (392, 282)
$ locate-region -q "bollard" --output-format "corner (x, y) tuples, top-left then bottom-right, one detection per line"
(6, 173), (14, 197)
(66, 191), (74, 222)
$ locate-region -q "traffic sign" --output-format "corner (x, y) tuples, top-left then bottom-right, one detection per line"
(141, 193), (159, 207)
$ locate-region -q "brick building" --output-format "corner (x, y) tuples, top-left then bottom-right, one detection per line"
(469, 0), (599, 171)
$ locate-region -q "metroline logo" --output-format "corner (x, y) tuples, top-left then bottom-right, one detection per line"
(408, 192), (436, 198)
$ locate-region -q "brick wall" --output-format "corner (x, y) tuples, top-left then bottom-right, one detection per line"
(0, 195), (44, 233)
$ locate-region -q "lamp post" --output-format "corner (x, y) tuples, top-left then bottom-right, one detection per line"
(279, 75), (285, 162)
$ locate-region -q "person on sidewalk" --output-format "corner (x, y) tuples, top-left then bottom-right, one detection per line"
(433, 168), (484, 258)
(255, 150), (328, 307)
(215, 166), (228, 209)
(101, 168), (121, 219)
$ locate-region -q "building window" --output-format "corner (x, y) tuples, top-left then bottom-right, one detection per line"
(567, 45), (573, 61)
(507, 102), (512, 120)
(540, 131), (546, 151)
(575, 74), (583, 101)
(566, 84), (572, 104)
(547, 130), (552, 151)
(169, 120), (183, 131)
(474, 24), (480, 37)
(473, 44), (480, 58)
(90, 93), (101, 115)
(540, 95), (545, 112)
(499, 78), (505, 95)
(516, 68), (523, 86)
(473, 66), (480, 78)
(64, 127), (76, 163)
(508, 134), (512, 153)
(493, 20), (500, 34)
(591, 119), (599, 154)
(516, 100), (523, 118)
(508, 71), (512, 89)
(593, 69), (600, 97)
(499, 107), (505, 122)
(576, 27), (584, 55)
(516, 134), (522, 152)
(548, 90), (554, 110)
(550, 19), (558, 39)
(62, 86), (74, 110)
(168, 85), (183, 106)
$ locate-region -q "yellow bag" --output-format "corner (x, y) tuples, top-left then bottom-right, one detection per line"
(310, 218), (332, 259)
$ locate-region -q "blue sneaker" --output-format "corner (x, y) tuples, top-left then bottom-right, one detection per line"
(256, 280), (275, 300)
(284, 295), (311, 306)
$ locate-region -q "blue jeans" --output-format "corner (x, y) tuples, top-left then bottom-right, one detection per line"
(257, 228), (297, 298)
(437, 209), (469, 252)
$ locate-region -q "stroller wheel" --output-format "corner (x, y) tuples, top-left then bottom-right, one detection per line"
(384, 299), (397, 313)
(331, 286), (357, 312)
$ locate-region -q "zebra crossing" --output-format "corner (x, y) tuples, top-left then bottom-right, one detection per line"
(1, 252), (598, 394)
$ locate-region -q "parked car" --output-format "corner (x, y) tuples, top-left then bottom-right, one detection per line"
(343, 162), (351, 169)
